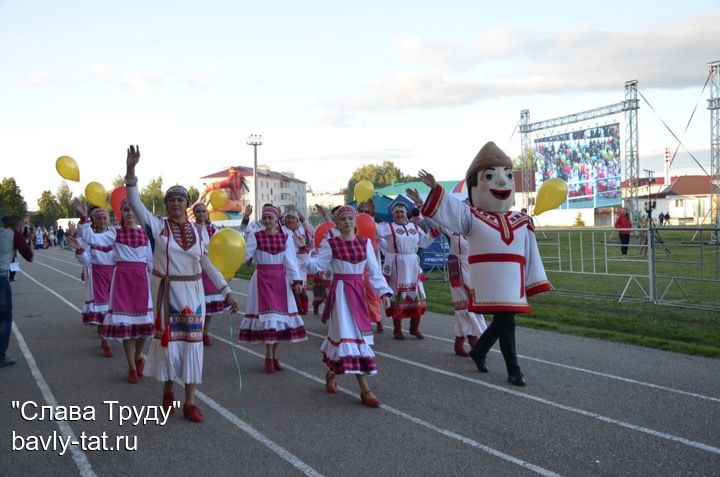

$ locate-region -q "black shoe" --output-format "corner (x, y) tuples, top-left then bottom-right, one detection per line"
(0, 358), (17, 368)
(507, 371), (526, 386)
(469, 349), (489, 373)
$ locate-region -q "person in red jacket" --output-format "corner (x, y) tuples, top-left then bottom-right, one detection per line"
(614, 208), (633, 258)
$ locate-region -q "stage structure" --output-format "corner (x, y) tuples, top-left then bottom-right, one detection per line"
(519, 81), (639, 217)
(709, 61), (720, 228)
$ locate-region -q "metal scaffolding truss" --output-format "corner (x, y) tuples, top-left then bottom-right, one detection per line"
(519, 81), (640, 215)
(709, 61), (720, 228)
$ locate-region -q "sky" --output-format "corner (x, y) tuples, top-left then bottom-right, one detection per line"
(1, 0), (719, 209)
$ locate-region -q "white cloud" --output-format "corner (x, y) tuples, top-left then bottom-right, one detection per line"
(334, 14), (720, 111)
(119, 72), (164, 91)
(167, 63), (220, 88)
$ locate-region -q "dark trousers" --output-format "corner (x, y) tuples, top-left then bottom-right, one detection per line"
(619, 234), (630, 255)
(0, 274), (12, 361)
(472, 312), (520, 374)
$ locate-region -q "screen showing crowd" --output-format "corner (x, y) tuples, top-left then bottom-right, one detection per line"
(534, 124), (621, 209)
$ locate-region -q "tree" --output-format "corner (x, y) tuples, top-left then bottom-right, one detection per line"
(111, 175), (125, 189)
(0, 177), (28, 218)
(56, 182), (77, 218)
(187, 186), (200, 205)
(140, 177), (164, 215)
(345, 161), (417, 203)
(34, 190), (61, 228)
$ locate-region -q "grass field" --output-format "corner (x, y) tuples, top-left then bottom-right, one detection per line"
(235, 227), (720, 357)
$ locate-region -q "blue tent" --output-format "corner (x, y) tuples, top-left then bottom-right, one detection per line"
(348, 193), (394, 223)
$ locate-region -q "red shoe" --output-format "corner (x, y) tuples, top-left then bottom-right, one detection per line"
(264, 358), (275, 374)
(203, 335), (213, 346)
(162, 392), (176, 415)
(102, 344), (113, 358)
(360, 390), (381, 407)
(273, 359), (283, 371)
(325, 371), (338, 393)
(376, 321), (384, 333)
(134, 358), (144, 377)
(409, 318), (424, 340)
(183, 404), (204, 423)
(127, 370), (139, 384)
(392, 320), (405, 340)
(454, 337), (469, 357)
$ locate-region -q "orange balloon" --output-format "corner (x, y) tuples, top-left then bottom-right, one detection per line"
(356, 212), (376, 239)
(314, 221), (336, 248)
(110, 186), (127, 218)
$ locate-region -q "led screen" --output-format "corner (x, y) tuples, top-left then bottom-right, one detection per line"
(534, 123), (621, 209)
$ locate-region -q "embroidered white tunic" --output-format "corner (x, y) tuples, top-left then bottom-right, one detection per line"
(376, 221), (435, 319)
(421, 186), (551, 313)
(128, 186), (229, 384)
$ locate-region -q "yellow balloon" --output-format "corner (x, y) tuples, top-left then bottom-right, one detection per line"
(208, 228), (246, 279)
(533, 178), (568, 216)
(85, 182), (107, 208)
(354, 180), (374, 203)
(209, 211), (229, 222)
(56, 156), (80, 182)
(209, 189), (228, 210)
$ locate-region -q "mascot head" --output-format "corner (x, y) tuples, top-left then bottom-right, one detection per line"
(465, 141), (515, 213)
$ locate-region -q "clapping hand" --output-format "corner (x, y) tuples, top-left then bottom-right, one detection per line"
(72, 198), (88, 217)
(292, 233), (307, 248)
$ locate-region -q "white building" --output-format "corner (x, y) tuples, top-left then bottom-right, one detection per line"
(200, 164), (307, 216)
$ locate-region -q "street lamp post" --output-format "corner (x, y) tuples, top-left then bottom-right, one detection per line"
(246, 134), (263, 222)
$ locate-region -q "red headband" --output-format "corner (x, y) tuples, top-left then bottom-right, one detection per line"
(262, 206), (280, 220)
(333, 206), (357, 220)
(192, 202), (208, 213)
(89, 208), (108, 219)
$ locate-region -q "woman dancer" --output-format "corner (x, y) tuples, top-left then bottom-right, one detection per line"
(376, 202), (435, 340)
(192, 202), (229, 346)
(238, 204), (307, 374)
(72, 198), (154, 382)
(125, 145), (239, 423)
(295, 206), (392, 407)
(70, 206), (116, 357)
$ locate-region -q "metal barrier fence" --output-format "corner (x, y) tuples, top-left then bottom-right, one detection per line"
(535, 226), (720, 310)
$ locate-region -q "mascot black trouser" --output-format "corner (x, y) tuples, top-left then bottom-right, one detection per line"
(472, 312), (520, 374)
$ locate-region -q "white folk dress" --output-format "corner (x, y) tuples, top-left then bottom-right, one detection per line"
(74, 224), (115, 326)
(430, 222), (487, 337)
(421, 186), (551, 313)
(376, 221), (435, 320)
(78, 223), (154, 340)
(299, 236), (392, 375)
(129, 186), (229, 384)
(238, 229), (307, 343)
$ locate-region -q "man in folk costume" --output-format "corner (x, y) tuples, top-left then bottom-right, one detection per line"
(416, 142), (551, 386)
(376, 200), (436, 340)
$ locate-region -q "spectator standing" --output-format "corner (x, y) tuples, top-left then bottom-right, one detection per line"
(614, 208), (633, 258)
(1, 216), (34, 367)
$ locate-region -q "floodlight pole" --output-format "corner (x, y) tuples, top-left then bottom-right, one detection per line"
(247, 134), (263, 222)
(708, 61), (720, 229)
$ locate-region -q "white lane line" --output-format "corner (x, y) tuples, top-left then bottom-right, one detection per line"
(18, 271), (323, 477)
(302, 331), (720, 456)
(209, 333), (561, 477)
(33, 260), (84, 282)
(234, 289), (719, 403)
(20, 270), (82, 311)
(193, 389), (324, 477)
(419, 331), (720, 403)
(36, 254), (83, 268)
(12, 323), (96, 477)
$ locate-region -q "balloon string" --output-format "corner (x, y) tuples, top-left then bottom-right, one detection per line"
(227, 311), (248, 418)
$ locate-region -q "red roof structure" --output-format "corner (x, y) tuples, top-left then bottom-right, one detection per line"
(201, 166), (306, 184)
(658, 175), (713, 197)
